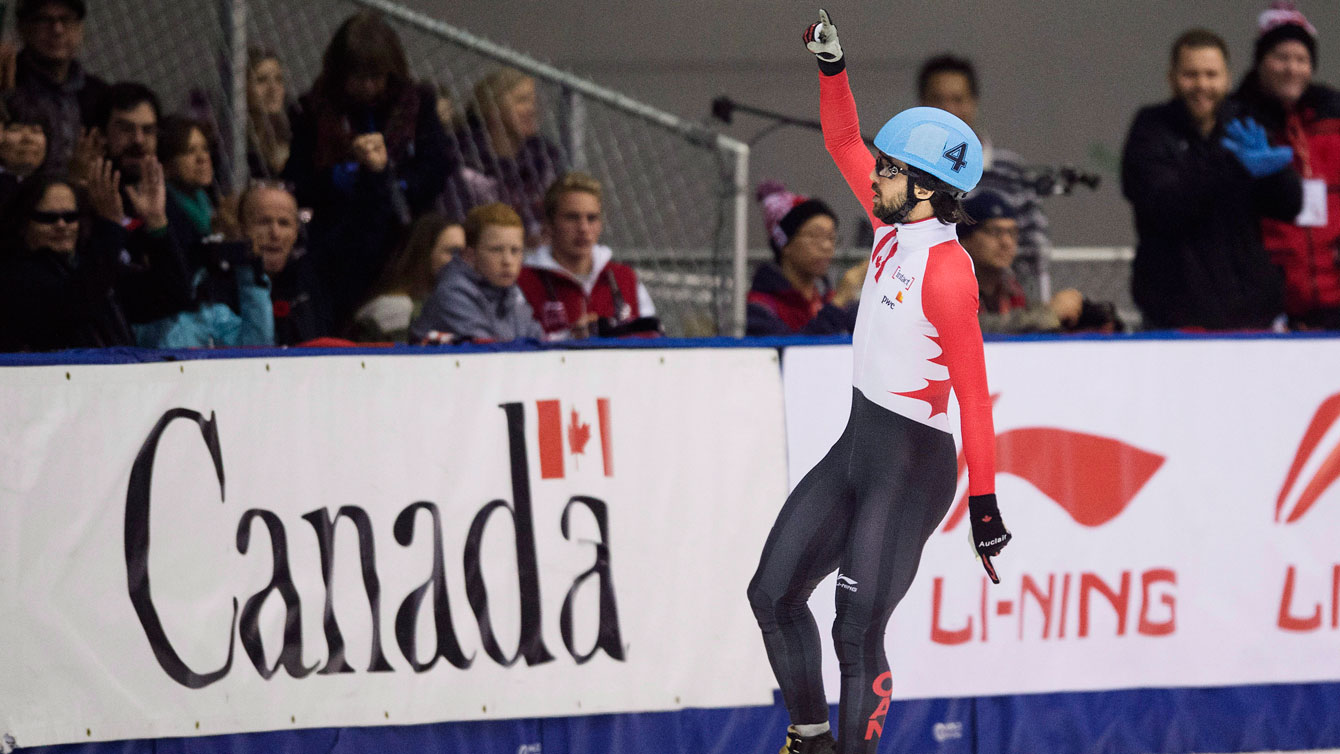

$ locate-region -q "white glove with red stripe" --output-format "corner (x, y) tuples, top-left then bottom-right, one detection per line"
(803, 9), (844, 67)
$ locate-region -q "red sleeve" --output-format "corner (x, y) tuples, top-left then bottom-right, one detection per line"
(515, 268), (547, 317)
(818, 70), (884, 230)
(922, 240), (996, 495)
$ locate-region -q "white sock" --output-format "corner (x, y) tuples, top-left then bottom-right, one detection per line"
(794, 722), (830, 738)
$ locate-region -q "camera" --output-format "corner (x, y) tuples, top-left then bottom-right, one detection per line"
(198, 236), (253, 274)
(595, 316), (662, 338)
(1073, 299), (1124, 333)
(194, 235), (261, 314)
(1020, 165), (1102, 196)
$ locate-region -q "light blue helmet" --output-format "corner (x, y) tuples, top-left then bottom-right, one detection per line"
(873, 106), (983, 196)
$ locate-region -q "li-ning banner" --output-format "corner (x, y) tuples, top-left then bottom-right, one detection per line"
(783, 339), (1340, 719)
(0, 349), (785, 748)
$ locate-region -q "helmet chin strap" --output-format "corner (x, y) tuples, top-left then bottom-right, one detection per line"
(876, 179), (922, 225)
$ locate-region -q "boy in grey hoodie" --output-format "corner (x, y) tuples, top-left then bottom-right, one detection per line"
(410, 202), (543, 343)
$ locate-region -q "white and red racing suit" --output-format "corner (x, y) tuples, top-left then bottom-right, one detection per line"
(748, 68), (999, 754)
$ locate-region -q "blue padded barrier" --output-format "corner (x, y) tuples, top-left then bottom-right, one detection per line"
(19, 682), (1340, 753)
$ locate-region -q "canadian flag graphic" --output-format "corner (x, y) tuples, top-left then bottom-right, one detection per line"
(535, 398), (614, 479)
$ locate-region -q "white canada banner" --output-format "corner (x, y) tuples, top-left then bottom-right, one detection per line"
(783, 339), (1340, 702)
(0, 349), (784, 748)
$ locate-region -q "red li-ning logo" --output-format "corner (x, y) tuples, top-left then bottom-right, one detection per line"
(1274, 393), (1340, 633)
(930, 395), (1173, 646)
(931, 569), (1178, 645)
(536, 399), (613, 479)
(940, 395), (1165, 531)
(865, 671), (893, 741)
(1276, 392), (1340, 524)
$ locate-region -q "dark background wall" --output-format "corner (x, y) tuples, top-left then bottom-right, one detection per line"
(415, 0), (1337, 249)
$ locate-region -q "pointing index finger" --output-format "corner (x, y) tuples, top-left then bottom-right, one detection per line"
(982, 554), (1000, 584)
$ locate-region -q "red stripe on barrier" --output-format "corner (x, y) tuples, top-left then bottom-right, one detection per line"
(598, 398), (613, 477)
(537, 400), (564, 479)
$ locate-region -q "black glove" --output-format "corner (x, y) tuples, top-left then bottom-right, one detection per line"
(969, 493), (1011, 584)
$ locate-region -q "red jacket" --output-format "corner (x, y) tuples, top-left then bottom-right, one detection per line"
(1236, 80), (1340, 319)
(516, 244), (650, 336)
(745, 261), (855, 335)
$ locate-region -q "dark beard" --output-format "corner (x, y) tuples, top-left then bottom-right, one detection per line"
(873, 187), (917, 224)
(114, 151), (148, 183)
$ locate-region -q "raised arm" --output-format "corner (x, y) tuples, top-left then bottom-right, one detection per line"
(804, 10), (880, 229)
(820, 74), (878, 229)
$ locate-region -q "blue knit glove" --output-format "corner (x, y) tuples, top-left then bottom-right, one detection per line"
(1221, 118), (1294, 178)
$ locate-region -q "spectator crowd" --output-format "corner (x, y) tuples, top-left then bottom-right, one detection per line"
(0, 0), (1335, 352)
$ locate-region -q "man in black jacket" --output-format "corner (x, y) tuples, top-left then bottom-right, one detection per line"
(0, 0), (108, 176)
(1122, 28), (1302, 330)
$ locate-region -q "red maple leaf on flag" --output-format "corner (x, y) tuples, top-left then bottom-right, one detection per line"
(568, 409), (591, 468)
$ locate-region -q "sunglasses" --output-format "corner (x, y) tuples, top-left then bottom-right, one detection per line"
(874, 153), (913, 180)
(31, 210), (80, 225)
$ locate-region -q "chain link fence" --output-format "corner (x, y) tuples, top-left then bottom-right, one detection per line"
(74, 0), (1143, 336)
(826, 244), (1140, 330)
(1048, 247), (1138, 328)
(78, 0), (749, 337)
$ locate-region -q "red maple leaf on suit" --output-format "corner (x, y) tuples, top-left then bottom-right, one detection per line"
(892, 334), (952, 418)
(568, 409), (591, 468)
(873, 238), (898, 282)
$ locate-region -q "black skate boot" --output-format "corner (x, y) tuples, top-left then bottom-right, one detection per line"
(780, 725), (837, 754)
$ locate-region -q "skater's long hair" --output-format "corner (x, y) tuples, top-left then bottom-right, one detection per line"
(907, 166), (974, 226)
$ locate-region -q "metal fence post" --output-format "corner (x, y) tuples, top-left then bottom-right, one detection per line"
(346, 0), (750, 336)
(223, 0), (249, 192)
(731, 141), (749, 337)
(560, 87), (588, 171)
